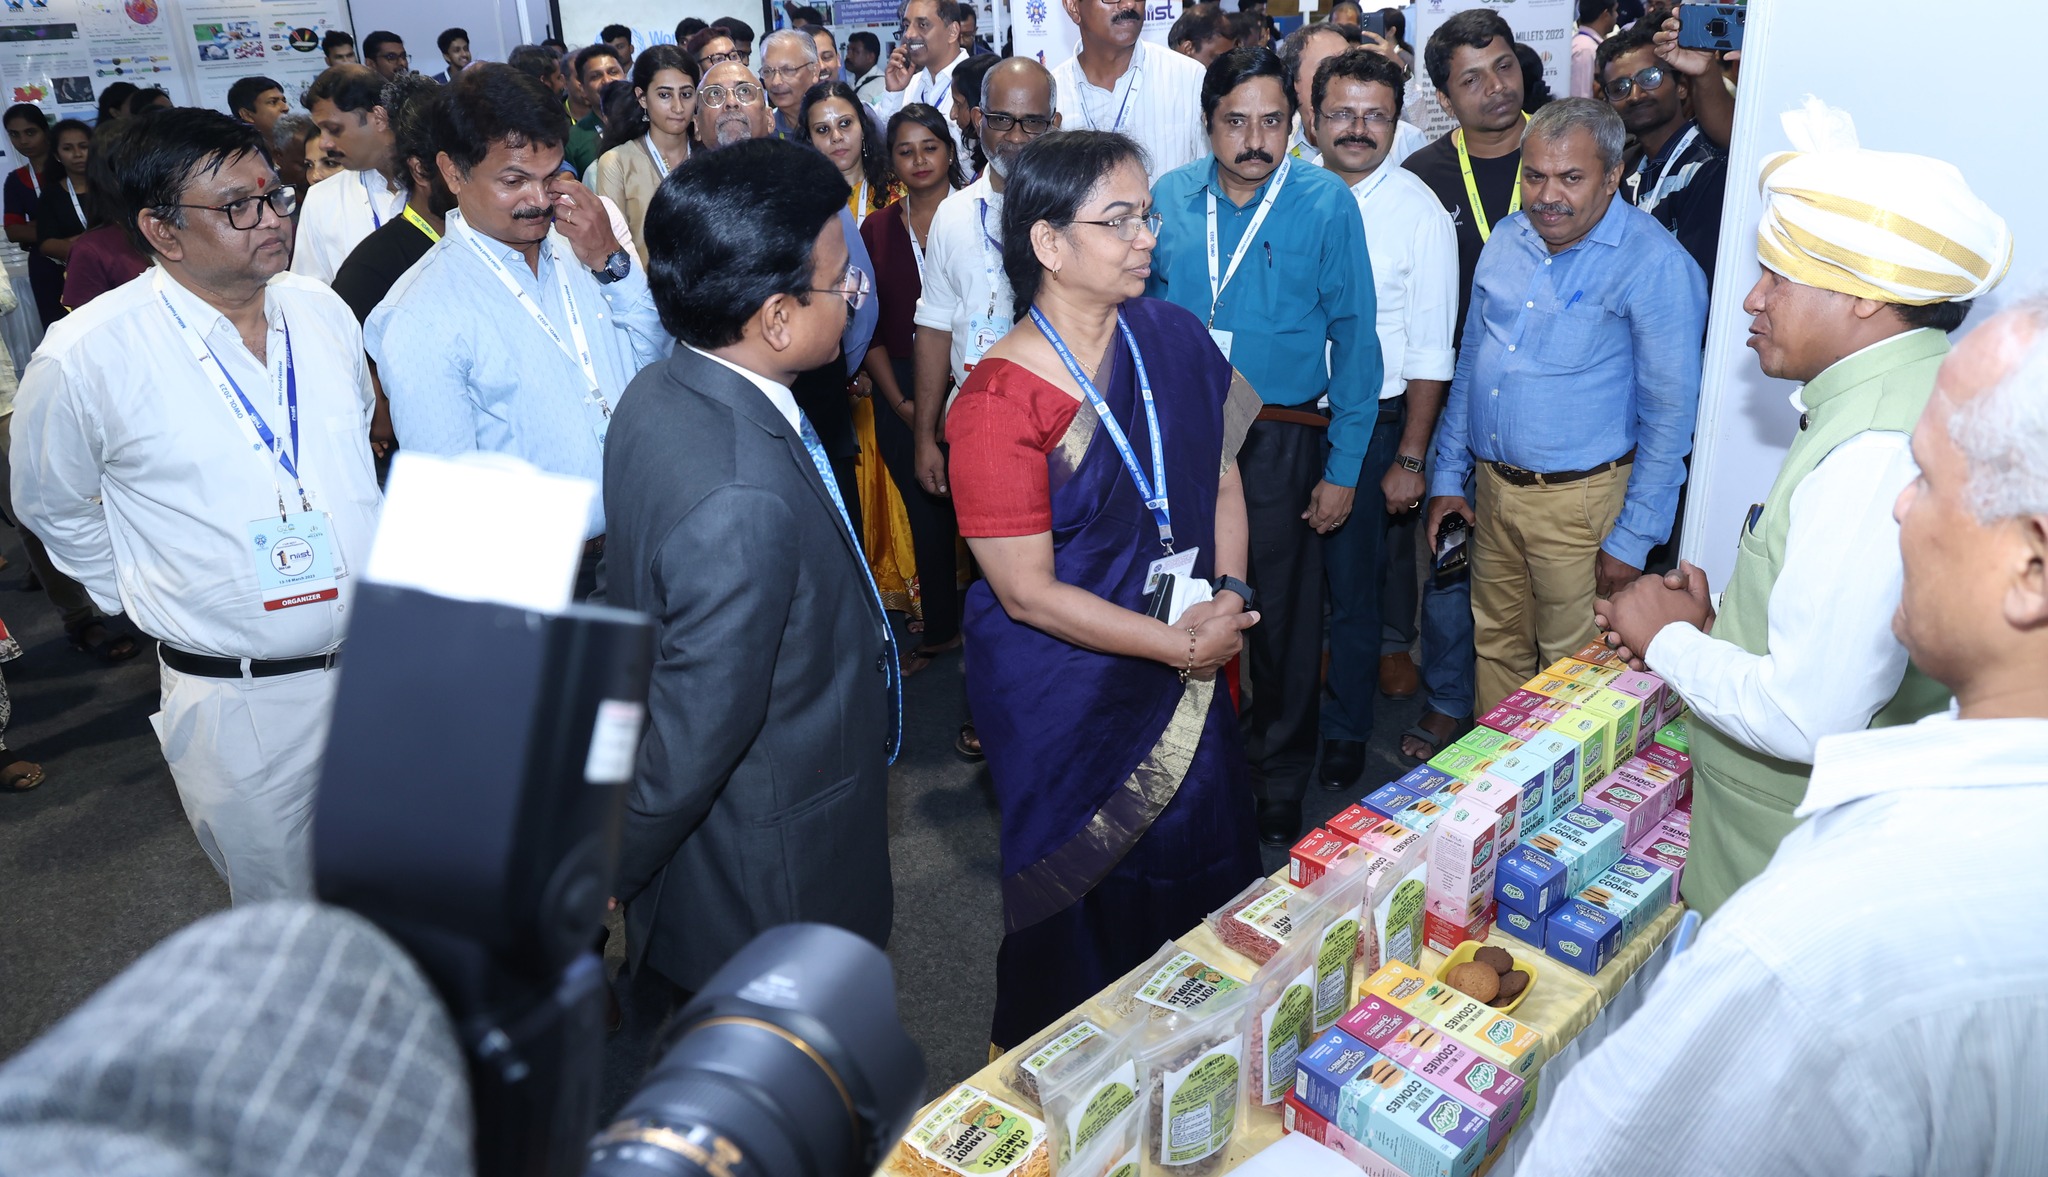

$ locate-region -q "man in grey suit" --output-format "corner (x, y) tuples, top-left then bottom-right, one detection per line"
(605, 137), (900, 998)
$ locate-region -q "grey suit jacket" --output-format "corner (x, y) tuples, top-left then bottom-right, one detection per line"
(604, 344), (895, 992)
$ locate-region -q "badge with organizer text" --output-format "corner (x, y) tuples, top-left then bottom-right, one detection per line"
(247, 511), (339, 610)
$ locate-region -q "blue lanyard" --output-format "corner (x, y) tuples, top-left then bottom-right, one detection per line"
(1030, 306), (1172, 551)
(210, 323), (304, 512)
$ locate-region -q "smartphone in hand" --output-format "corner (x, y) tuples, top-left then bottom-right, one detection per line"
(1433, 515), (1471, 587)
(1675, 3), (1745, 52)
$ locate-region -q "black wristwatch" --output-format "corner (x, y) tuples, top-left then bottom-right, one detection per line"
(1213, 575), (1256, 610)
(591, 249), (631, 284)
(1395, 453), (1425, 473)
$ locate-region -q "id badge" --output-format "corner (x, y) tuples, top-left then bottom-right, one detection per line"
(248, 511), (340, 611)
(1145, 548), (1198, 596)
(1208, 328), (1234, 361)
(967, 314), (1002, 367)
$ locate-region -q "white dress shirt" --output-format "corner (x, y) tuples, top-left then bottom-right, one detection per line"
(1292, 116), (1427, 173)
(290, 167), (406, 284)
(912, 172), (1009, 391)
(871, 49), (970, 160)
(1646, 337), (1926, 762)
(12, 266), (379, 659)
(1052, 40), (1207, 183)
(1520, 713), (2048, 1177)
(688, 344), (799, 427)
(1345, 162), (1457, 400)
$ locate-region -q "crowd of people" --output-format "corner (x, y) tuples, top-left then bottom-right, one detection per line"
(0, 1), (2044, 1170)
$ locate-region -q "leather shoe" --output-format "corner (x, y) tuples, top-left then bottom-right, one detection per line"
(1319, 739), (1366, 792)
(1257, 799), (1303, 847)
(1379, 652), (1421, 699)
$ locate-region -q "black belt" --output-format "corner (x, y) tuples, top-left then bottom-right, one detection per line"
(1488, 450), (1634, 488)
(159, 642), (341, 679)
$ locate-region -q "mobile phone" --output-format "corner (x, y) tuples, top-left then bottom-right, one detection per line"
(1675, 3), (1744, 52)
(1360, 10), (1387, 38)
(1433, 515), (1470, 587)
(1144, 573), (1178, 622)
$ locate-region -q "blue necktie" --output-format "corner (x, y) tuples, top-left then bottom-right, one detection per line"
(797, 412), (902, 764)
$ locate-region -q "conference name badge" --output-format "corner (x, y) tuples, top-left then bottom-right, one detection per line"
(247, 511), (340, 611)
(1207, 327), (1233, 361)
(967, 314), (1003, 368)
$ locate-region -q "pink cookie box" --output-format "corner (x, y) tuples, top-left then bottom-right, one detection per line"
(1379, 1022), (1529, 1152)
(1582, 768), (1679, 845)
(1627, 812), (1691, 903)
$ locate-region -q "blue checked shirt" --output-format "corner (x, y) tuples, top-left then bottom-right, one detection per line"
(1430, 196), (1708, 566)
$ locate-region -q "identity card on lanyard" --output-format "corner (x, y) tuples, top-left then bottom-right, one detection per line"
(155, 270), (342, 612)
(1203, 156), (1289, 361)
(965, 198), (1005, 370)
(446, 209), (612, 429)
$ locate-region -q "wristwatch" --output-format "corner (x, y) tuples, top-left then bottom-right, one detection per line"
(1395, 453), (1425, 473)
(1213, 575), (1256, 610)
(590, 249), (631, 284)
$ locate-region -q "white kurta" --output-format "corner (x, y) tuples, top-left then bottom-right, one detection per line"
(1052, 40), (1207, 183)
(290, 167), (406, 284)
(13, 265), (381, 902)
(1645, 377), (1919, 762)
(1519, 714), (2048, 1177)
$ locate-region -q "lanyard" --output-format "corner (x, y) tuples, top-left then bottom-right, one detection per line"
(1204, 155), (1288, 326)
(359, 170), (394, 229)
(1630, 124), (1699, 217)
(63, 177), (83, 227)
(155, 271), (308, 520)
(1075, 51), (1143, 132)
(446, 210), (609, 414)
(1454, 124), (1523, 242)
(976, 197), (1002, 318)
(1030, 306), (1172, 551)
(915, 61), (953, 107)
(400, 205), (441, 243)
(23, 165), (39, 199)
(643, 134), (679, 179)
(907, 215), (928, 283)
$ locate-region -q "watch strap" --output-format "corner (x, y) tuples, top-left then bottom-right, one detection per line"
(1213, 575), (1255, 609)
(1396, 453), (1426, 472)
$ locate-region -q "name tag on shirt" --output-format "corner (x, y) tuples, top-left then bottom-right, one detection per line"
(248, 511), (340, 611)
(967, 314), (1003, 368)
(1144, 547), (1213, 624)
(1209, 327), (1234, 361)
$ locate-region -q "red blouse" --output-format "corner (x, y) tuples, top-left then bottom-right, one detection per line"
(947, 359), (1086, 538)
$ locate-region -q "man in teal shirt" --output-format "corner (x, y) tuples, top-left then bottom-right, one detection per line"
(1148, 46), (1380, 845)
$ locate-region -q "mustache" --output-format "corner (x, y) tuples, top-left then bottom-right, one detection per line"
(1112, 7), (1143, 22)
(1335, 134), (1376, 150)
(512, 205), (551, 220)
(903, 36), (927, 50)
(1530, 201), (1573, 217)
(1233, 149), (1273, 164)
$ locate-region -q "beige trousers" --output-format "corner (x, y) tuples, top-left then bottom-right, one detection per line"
(1471, 462), (1629, 713)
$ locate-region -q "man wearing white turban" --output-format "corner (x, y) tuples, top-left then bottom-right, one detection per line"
(1596, 97), (2012, 916)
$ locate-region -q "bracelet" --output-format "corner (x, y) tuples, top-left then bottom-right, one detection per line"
(1179, 625), (1198, 684)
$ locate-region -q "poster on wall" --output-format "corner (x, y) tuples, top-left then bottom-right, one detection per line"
(1010, 0), (1169, 70)
(179, 0), (346, 111)
(1409, 0), (1569, 138)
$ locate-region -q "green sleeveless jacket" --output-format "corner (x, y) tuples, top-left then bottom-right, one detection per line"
(1683, 330), (1953, 917)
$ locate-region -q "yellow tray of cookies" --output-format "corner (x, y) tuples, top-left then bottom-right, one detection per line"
(1433, 940), (1538, 1017)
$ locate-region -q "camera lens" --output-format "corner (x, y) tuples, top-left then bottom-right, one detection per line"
(586, 925), (925, 1177)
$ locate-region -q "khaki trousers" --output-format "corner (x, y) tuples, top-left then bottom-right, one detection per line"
(1471, 462), (1629, 713)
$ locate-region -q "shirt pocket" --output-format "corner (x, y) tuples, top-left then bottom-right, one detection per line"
(1524, 304), (1619, 376)
(1262, 242), (1324, 337)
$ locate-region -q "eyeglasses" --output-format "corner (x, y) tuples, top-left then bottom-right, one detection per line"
(699, 50), (745, 66)
(980, 111), (1055, 135)
(1603, 66), (1667, 100)
(700, 82), (764, 108)
(760, 64), (815, 81)
(808, 263), (870, 310)
(171, 185), (299, 230)
(377, 50), (409, 65)
(1070, 211), (1161, 242)
(1318, 109), (1394, 129)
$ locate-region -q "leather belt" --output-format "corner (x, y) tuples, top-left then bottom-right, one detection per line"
(1488, 450), (1635, 488)
(159, 642), (342, 679)
(1255, 405), (1330, 428)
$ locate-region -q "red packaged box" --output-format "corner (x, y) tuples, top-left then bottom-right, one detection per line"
(1325, 803), (1383, 844)
(1572, 639), (1626, 667)
(1478, 704), (1531, 734)
(1290, 827), (1352, 886)
(1281, 1095), (1406, 1177)
(1424, 901), (1496, 957)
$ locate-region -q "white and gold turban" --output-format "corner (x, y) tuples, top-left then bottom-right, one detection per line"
(1757, 96), (2012, 306)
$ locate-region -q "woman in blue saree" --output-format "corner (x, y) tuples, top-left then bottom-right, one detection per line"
(946, 131), (1266, 1049)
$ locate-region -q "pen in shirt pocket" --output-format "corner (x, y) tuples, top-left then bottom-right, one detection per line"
(1264, 241), (1272, 268)
(1565, 290), (1584, 310)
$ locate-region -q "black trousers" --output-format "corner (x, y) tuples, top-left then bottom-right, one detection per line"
(871, 357), (962, 645)
(1237, 415), (1326, 804)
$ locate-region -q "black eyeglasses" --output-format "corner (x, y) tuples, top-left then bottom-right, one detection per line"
(980, 111), (1055, 135)
(1604, 66), (1667, 100)
(171, 185), (298, 230)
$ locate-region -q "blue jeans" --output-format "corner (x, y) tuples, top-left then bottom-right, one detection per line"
(1419, 470), (1476, 720)
(1320, 403), (1405, 742)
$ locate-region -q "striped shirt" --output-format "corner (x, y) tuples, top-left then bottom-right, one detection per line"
(1051, 40), (1206, 184)
(1520, 712), (2048, 1177)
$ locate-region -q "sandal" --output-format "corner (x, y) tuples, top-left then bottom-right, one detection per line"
(899, 635), (963, 679)
(953, 722), (984, 763)
(3, 756), (44, 792)
(68, 620), (140, 665)
(1399, 712), (1468, 765)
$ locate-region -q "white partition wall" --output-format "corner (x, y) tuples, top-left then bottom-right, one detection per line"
(1681, 0), (2044, 584)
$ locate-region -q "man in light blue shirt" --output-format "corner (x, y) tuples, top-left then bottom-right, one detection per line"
(366, 64), (670, 598)
(1148, 46), (1380, 846)
(1425, 97), (1705, 712)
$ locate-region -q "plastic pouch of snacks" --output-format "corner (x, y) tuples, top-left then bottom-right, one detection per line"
(1244, 923), (1319, 1106)
(1365, 834), (1428, 971)
(1007, 1011), (1128, 1110)
(896, 1084), (1053, 1177)
(1058, 1113), (1143, 1177)
(1205, 876), (1301, 965)
(1132, 979), (1253, 1177)
(1301, 850), (1373, 1034)
(1102, 943), (1250, 1023)
(1039, 1020), (1143, 1173)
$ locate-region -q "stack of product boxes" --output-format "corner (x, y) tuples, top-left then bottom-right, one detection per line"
(1284, 960), (1543, 1177)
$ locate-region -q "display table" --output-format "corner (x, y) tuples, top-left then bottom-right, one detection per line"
(885, 890), (1684, 1177)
